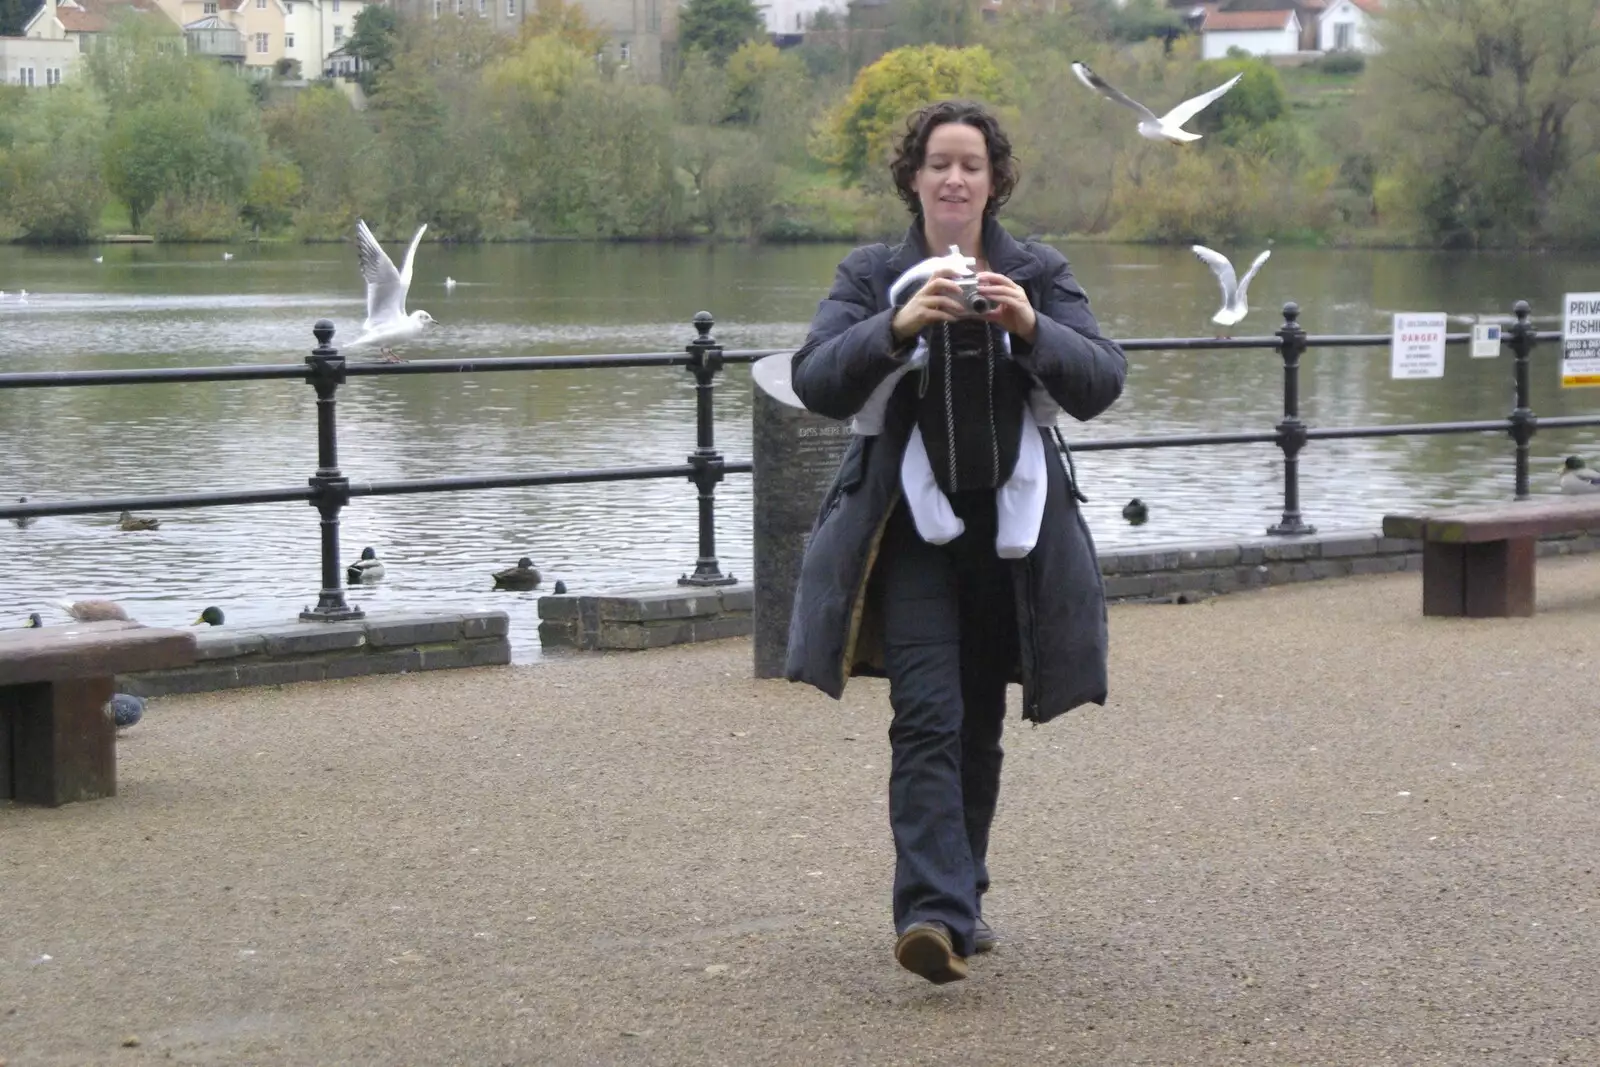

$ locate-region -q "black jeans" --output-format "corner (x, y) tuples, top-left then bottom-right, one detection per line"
(876, 492), (1018, 958)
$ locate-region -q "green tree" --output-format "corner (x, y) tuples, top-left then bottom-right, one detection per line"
(482, 24), (682, 236)
(520, 0), (608, 56)
(673, 50), (730, 125)
(1368, 0), (1600, 239)
(680, 0), (764, 65)
(1188, 56), (1288, 140)
(263, 84), (379, 236)
(794, 7), (849, 82)
(702, 129), (778, 240)
(368, 17), (509, 236)
(102, 102), (208, 232)
(886, 0), (980, 49)
(825, 44), (1005, 185)
(1105, 0), (1183, 45)
(0, 85), (107, 242)
(346, 4), (400, 94)
(87, 18), (264, 232)
(724, 40), (805, 124)
(674, 46), (800, 235)
(84, 15), (191, 104)
(0, 0), (32, 36)
(544, 82), (681, 235)
(241, 157), (304, 234)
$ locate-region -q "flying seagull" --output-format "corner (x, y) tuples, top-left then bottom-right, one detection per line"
(1191, 245), (1272, 337)
(349, 219), (437, 363)
(1071, 62), (1243, 143)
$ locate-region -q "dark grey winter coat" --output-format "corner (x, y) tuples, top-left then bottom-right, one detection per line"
(783, 218), (1127, 724)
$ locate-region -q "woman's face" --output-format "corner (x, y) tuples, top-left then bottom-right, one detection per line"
(914, 121), (992, 233)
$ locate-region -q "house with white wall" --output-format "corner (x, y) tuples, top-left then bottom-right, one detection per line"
(156, 0), (279, 73)
(760, 0), (845, 36)
(1200, 6), (1301, 59)
(1316, 0), (1378, 53)
(282, 0), (367, 77)
(386, 0), (678, 84)
(12, 0), (175, 84)
(154, 0), (364, 75)
(0, 28), (74, 86)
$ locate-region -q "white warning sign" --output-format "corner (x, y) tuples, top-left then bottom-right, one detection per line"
(1390, 313), (1447, 379)
(1471, 323), (1501, 358)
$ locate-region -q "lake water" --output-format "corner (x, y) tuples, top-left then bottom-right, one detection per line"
(2, 239), (1597, 662)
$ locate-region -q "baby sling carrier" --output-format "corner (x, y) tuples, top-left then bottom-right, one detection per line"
(915, 319), (1031, 495)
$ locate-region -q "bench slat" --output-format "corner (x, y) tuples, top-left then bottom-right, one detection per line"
(0, 622), (197, 687)
(1383, 499), (1600, 544)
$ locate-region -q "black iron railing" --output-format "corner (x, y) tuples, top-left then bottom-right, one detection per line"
(1080, 300), (1579, 536)
(0, 312), (768, 621)
(0, 301), (1588, 620)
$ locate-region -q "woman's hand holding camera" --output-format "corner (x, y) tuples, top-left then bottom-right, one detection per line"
(972, 271), (1037, 344)
(890, 268), (966, 343)
(890, 269), (1037, 345)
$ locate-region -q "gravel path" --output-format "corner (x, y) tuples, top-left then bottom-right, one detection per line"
(4, 560), (1600, 1066)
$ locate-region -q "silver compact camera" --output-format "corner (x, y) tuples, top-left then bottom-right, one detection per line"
(956, 276), (995, 316)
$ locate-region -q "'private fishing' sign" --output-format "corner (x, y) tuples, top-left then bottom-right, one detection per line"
(1562, 292), (1600, 387)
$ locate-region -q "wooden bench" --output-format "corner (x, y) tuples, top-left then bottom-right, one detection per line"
(1382, 499), (1600, 618)
(0, 621), (197, 807)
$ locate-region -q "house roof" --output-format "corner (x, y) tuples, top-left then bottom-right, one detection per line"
(1203, 8), (1296, 31)
(51, 0), (173, 33)
(54, 1), (108, 33)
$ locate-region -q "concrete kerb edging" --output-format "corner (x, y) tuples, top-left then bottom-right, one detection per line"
(115, 610), (513, 697)
(1096, 526), (1600, 603)
(110, 527), (1600, 694)
(537, 527), (1600, 652)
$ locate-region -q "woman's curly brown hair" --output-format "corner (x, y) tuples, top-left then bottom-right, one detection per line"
(889, 99), (1018, 220)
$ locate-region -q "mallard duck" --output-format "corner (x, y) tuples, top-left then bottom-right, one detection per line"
(117, 510), (160, 531)
(106, 693), (144, 730)
(14, 495), (36, 529)
(492, 557), (541, 590)
(193, 606), (226, 626)
(24, 612), (42, 628)
(55, 598), (132, 622)
(1560, 455), (1600, 494)
(347, 546), (385, 584)
(1122, 498), (1149, 525)
(553, 579), (568, 595)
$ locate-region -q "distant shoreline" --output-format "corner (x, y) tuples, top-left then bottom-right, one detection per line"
(6, 232), (1569, 253)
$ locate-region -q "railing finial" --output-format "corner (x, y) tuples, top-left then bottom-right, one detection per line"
(692, 310), (715, 345)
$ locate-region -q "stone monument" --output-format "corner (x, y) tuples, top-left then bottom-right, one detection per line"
(751, 352), (851, 678)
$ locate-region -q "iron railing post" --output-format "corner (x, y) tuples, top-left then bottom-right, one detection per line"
(1506, 300), (1537, 501)
(300, 319), (363, 621)
(1268, 301), (1316, 536)
(679, 311), (736, 587)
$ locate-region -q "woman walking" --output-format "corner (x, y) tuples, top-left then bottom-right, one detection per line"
(785, 99), (1127, 984)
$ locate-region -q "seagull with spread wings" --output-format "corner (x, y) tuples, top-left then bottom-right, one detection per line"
(1071, 62), (1243, 144)
(1191, 245), (1272, 338)
(349, 219), (437, 362)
